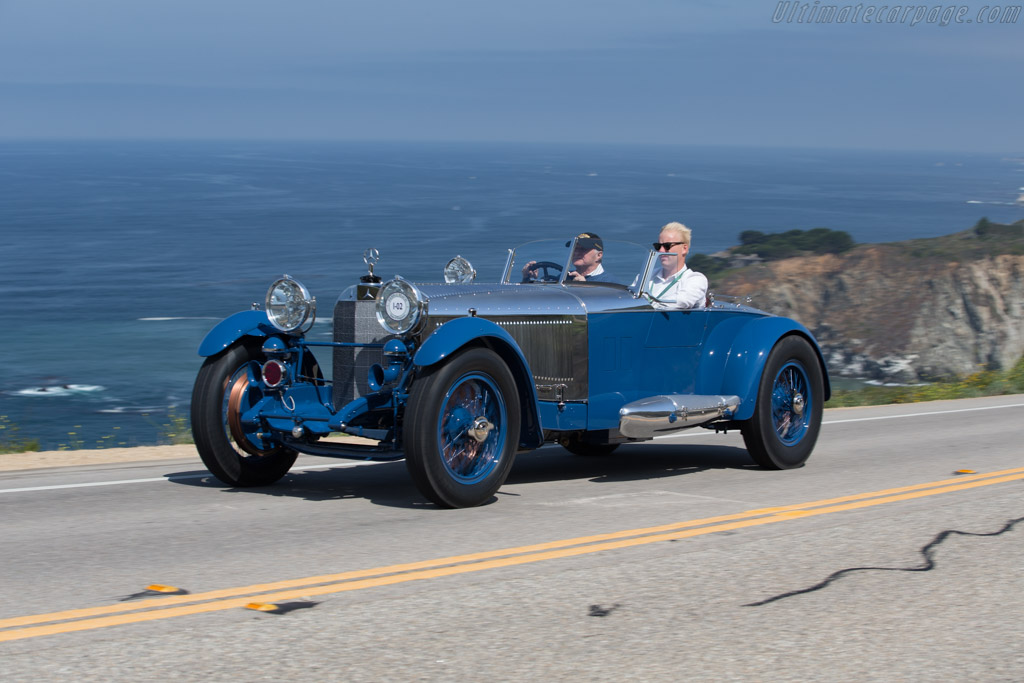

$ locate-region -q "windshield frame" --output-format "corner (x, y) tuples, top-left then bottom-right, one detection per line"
(502, 237), (655, 298)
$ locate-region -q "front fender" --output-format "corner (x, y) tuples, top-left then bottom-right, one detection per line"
(413, 317), (517, 367)
(413, 317), (544, 449)
(198, 310), (276, 357)
(704, 316), (830, 421)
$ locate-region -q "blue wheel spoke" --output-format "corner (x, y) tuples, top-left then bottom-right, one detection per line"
(438, 373), (507, 484)
(771, 361), (811, 446)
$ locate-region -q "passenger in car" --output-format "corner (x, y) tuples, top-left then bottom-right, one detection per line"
(647, 222), (708, 308)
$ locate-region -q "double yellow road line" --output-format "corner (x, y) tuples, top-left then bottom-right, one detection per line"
(3, 466), (1023, 643)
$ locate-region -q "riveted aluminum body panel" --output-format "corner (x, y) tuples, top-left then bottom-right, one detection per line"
(416, 283), (661, 403)
(416, 283), (591, 400)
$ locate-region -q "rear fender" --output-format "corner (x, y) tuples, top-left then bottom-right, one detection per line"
(198, 310), (277, 357)
(414, 317), (543, 449)
(703, 317), (830, 421)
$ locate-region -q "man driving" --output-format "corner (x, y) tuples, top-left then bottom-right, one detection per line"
(521, 232), (613, 283)
(567, 232), (612, 282)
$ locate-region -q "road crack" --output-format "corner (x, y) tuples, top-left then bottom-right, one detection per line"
(744, 515), (1024, 607)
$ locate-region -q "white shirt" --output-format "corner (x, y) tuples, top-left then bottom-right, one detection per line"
(647, 266), (708, 309)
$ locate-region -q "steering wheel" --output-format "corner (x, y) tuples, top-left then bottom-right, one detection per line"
(522, 261), (564, 283)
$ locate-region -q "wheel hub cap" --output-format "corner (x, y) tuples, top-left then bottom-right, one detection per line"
(792, 392), (805, 417)
(468, 417), (494, 443)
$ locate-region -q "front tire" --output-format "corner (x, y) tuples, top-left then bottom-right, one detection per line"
(741, 335), (824, 469)
(404, 347), (521, 508)
(191, 341), (298, 486)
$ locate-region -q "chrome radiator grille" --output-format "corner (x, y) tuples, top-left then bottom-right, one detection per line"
(332, 299), (392, 409)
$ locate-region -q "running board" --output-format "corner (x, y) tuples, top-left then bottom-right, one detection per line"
(619, 394), (741, 439)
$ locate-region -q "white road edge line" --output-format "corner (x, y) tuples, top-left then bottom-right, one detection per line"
(0, 461), (383, 495)
(2, 401), (1021, 495)
(823, 402), (1024, 424)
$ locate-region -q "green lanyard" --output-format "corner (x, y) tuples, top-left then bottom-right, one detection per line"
(655, 267), (687, 300)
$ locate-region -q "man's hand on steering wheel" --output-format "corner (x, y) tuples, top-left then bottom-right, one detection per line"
(521, 260), (563, 282)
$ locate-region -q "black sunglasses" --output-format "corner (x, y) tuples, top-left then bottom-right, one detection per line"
(653, 241), (686, 251)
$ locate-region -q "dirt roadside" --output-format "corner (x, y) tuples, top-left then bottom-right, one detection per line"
(0, 434), (380, 473)
(0, 445), (200, 472)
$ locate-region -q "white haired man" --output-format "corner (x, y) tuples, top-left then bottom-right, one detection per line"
(647, 222), (708, 309)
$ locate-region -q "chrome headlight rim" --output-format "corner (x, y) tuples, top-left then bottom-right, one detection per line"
(443, 255), (477, 284)
(265, 276), (316, 334)
(375, 277), (426, 335)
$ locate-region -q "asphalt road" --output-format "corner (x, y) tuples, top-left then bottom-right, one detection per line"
(1, 395), (1022, 681)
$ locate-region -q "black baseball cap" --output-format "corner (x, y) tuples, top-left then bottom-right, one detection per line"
(568, 232), (603, 250)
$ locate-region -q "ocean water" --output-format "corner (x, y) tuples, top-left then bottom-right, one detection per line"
(2, 141), (1022, 450)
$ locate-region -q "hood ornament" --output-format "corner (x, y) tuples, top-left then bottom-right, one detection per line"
(361, 248), (381, 284)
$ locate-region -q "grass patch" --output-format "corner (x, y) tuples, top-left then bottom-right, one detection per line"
(827, 356), (1024, 407)
(147, 407), (193, 446)
(0, 415), (40, 454)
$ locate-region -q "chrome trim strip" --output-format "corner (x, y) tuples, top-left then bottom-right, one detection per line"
(619, 394), (741, 438)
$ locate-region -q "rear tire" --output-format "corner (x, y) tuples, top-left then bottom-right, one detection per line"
(404, 347), (520, 508)
(191, 342), (298, 486)
(741, 335), (824, 469)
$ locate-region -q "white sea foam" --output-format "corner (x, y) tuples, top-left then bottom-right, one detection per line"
(97, 405), (163, 414)
(15, 384), (105, 397)
(138, 317), (219, 321)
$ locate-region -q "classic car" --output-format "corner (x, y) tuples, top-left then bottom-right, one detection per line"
(191, 235), (829, 508)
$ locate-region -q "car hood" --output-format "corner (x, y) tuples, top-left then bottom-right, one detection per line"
(414, 283), (588, 318)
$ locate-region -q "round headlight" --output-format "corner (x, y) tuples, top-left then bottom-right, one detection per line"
(265, 276), (316, 333)
(443, 256), (477, 284)
(375, 278), (424, 334)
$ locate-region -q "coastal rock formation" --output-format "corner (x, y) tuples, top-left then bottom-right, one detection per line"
(716, 246), (1024, 383)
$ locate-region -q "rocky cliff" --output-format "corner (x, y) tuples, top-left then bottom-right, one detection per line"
(713, 225), (1024, 383)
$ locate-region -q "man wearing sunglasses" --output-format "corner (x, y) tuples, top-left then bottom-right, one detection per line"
(647, 222), (708, 308)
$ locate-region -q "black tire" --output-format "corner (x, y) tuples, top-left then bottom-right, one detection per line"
(559, 434), (620, 456)
(404, 347), (521, 508)
(191, 341), (298, 486)
(741, 335), (824, 469)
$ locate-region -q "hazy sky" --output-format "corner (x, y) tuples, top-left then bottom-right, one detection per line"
(1, 0), (1021, 151)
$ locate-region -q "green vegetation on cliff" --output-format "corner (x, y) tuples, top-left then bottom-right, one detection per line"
(690, 227), (856, 282)
(692, 218), (1024, 288)
(734, 227), (856, 259)
(903, 218), (1024, 260)
(826, 355), (1024, 407)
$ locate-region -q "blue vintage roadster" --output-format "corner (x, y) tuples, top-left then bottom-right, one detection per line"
(191, 236), (829, 507)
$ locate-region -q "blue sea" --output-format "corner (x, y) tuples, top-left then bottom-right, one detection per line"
(2, 141), (1022, 450)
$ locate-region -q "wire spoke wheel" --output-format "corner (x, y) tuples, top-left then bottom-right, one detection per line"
(438, 374), (506, 484)
(406, 347), (520, 508)
(742, 336), (824, 469)
(771, 362), (811, 446)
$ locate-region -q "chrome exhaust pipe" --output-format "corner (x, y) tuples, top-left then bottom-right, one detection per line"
(619, 394), (741, 439)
